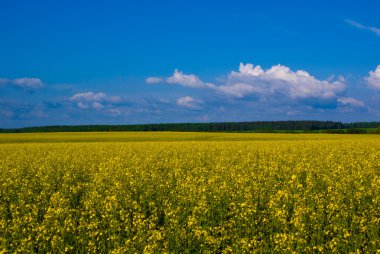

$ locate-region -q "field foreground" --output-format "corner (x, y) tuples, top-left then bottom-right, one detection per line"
(0, 132), (379, 253)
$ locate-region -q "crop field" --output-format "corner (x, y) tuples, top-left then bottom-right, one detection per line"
(0, 132), (379, 253)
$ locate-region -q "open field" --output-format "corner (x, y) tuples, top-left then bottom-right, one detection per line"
(1, 132), (379, 253)
(0, 131), (379, 143)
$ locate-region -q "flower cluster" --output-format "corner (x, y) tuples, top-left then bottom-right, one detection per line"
(0, 133), (379, 253)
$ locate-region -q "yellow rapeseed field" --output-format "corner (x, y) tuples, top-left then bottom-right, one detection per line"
(0, 132), (379, 253)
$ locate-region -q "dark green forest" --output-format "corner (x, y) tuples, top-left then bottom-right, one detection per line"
(1, 121), (379, 133)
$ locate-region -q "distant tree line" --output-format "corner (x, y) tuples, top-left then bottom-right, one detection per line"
(343, 122), (380, 128)
(1, 120), (379, 133)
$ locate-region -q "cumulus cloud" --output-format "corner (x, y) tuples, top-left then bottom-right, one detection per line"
(146, 69), (215, 88)
(147, 63), (346, 103)
(365, 65), (380, 90)
(345, 19), (380, 37)
(337, 97), (365, 108)
(217, 63), (346, 100)
(176, 96), (202, 109)
(167, 70), (214, 88)
(69, 92), (121, 110)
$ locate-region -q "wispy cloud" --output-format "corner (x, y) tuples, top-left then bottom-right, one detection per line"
(12, 78), (45, 89)
(0, 100), (47, 120)
(0, 77), (45, 89)
(337, 97), (365, 108)
(70, 92), (121, 103)
(345, 19), (380, 37)
(69, 92), (122, 110)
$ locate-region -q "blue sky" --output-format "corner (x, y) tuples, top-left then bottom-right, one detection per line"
(1, 0), (380, 128)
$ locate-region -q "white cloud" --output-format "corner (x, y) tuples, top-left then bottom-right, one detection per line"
(70, 92), (121, 103)
(146, 77), (164, 84)
(176, 96), (202, 109)
(148, 63), (346, 102)
(0, 77), (45, 89)
(92, 102), (104, 110)
(217, 83), (261, 98)
(365, 65), (380, 90)
(217, 63), (346, 100)
(0, 100), (47, 120)
(147, 69), (215, 88)
(29, 106), (48, 118)
(77, 102), (89, 109)
(106, 108), (122, 116)
(69, 92), (121, 110)
(337, 97), (365, 108)
(167, 69), (214, 88)
(346, 19), (380, 37)
(12, 78), (44, 89)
